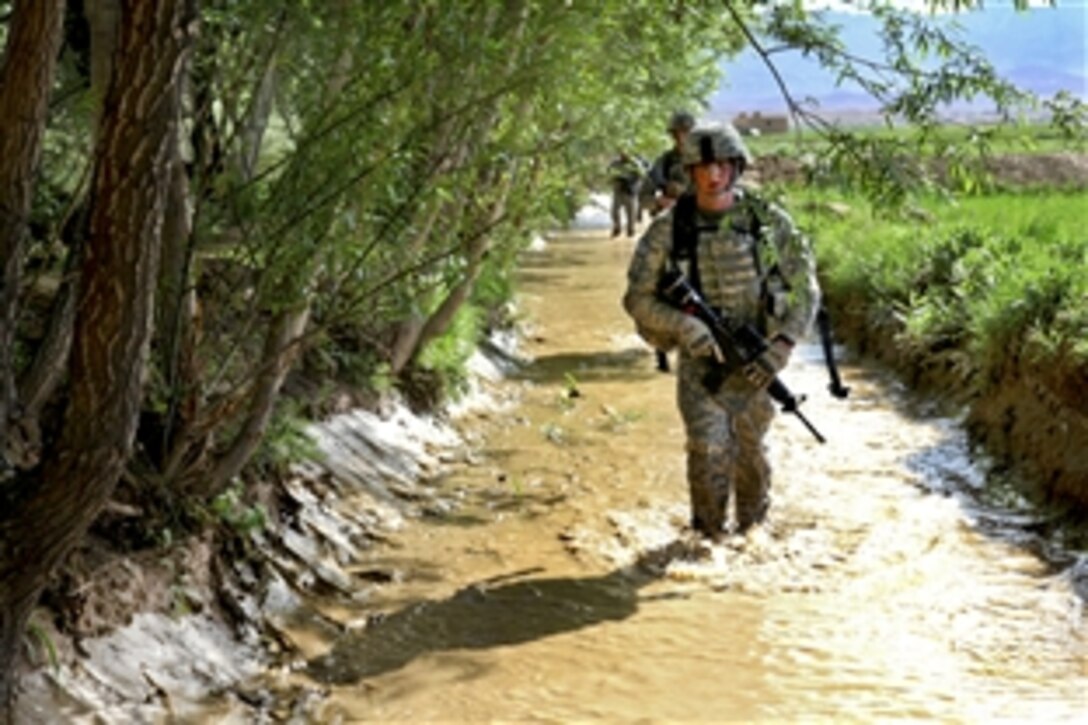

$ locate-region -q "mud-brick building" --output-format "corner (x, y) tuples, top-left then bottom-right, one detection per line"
(733, 111), (789, 135)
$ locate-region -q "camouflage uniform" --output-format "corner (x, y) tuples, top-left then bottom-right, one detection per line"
(622, 125), (820, 537)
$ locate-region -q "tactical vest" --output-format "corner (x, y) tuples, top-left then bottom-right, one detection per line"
(668, 191), (851, 400)
(668, 191), (781, 335)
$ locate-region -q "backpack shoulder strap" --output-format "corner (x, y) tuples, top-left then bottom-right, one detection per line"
(669, 194), (701, 292)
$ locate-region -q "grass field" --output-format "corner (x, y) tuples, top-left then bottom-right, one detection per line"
(795, 186), (1087, 372)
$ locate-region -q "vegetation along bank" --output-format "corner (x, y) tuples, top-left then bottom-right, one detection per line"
(754, 148), (1088, 513)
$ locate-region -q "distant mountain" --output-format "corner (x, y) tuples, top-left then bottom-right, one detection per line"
(709, 3), (1087, 119)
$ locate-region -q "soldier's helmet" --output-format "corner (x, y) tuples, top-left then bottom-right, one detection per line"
(666, 110), (696, 133)
(680, 123), (751, 177)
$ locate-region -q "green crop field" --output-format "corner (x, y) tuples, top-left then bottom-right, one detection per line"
(793, 182), (1088, 392)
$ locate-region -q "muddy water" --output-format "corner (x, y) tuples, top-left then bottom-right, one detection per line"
(301, 227), (1087, 722)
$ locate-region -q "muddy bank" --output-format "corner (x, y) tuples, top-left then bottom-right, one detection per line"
(826, 291), (1088, 512)
(11, 347), (516, 722)
(967, 351), (1088, 508)
(753, 149), (1088, 512)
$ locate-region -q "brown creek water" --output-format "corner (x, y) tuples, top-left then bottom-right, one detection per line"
(285, 226), (1086, 722)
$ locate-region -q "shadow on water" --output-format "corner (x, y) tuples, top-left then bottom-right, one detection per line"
(518, 250), (593, 271)
(304, 540), (694, 685)
(512, 348), (657, 385)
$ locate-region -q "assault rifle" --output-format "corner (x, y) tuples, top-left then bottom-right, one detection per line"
(658, 269), (826, 444)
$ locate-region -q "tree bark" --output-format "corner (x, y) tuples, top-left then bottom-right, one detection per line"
(87, 0), (121, 134)
(156, 106), (197, 465)
(10, 237), (84, 470)
(0, 0), (196, 710)
(0, 0), (65, 467)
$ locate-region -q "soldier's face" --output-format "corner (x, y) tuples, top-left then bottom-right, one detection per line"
(691, 160), (735, 212)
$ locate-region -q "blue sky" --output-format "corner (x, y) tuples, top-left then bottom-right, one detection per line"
(709, 2), (1087, 116)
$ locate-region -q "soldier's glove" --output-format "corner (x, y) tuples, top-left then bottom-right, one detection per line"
(679, 317), (724, 364)
(743, 335), (793, 389)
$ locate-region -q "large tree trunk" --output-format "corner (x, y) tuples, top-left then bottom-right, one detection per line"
(87, 0), (121, 124)
(10, 0), (123, 467)
(0, 0), (65, 467)
(0, 0), (196, 711)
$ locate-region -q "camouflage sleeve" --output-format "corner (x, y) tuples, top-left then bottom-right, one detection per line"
(766, 202), (821, 342)
(622, 213), (692, 350)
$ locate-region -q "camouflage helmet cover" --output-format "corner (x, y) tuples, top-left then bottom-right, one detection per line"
(681, 123), (751, 175)
(666, 110), (696, 133)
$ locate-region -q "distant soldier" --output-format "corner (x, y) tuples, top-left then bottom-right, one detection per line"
(646, 110), (696, 216)
(622, 123), (821, 541)
(608, 150), (645, 238)
(643, 111), (697, 373)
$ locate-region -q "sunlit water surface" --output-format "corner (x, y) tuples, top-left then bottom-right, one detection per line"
(295, 226), (1086, 722)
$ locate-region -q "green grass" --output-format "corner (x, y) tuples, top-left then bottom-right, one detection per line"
(794, 187), (1088, 387)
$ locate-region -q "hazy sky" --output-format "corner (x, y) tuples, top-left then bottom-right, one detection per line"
(711, 1), (1087, 115)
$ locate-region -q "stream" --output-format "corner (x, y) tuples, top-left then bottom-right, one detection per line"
(277, 223), (1085, 722)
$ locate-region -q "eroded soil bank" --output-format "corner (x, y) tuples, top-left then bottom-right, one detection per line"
(758, 150), (1088, 513)
(828, 294), (1088, 512)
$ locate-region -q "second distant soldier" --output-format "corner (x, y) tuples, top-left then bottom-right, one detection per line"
(608, 150), (645, 238)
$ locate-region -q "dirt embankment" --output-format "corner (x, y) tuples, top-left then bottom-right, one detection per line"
(827, 293), (1088, 512)
(758, 150), (1088, 513)
(750, 151), (1088, 190)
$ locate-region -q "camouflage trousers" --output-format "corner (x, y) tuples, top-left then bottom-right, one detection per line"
(610, 190), (638, 236)
(676, 356), (775, 537)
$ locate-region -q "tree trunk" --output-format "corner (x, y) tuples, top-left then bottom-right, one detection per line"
(10, 236), (84, 469)
(409, 166), (518, 365)
(87, 0), (121, 133)
(0, 0), (196, 711)
(196, 302), (311, 497)
(238, 56), (277, 181)
(0, 0), (65, 467)
(156, 109), (197, 465)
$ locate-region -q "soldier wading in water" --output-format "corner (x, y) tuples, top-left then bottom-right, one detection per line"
(623, 124), (821, 541)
